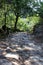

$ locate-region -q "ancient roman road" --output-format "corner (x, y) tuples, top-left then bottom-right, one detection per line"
(0, 32), (43, 65)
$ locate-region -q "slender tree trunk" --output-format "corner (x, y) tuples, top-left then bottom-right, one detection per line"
(14, 14), (19, 31)
(2, 12), (7, 31)
(4, 3), (6, 30)
(5, 12), (6, 26)
(4, 12), (7, 31)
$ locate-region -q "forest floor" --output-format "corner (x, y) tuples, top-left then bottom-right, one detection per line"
(0, 32), (43, 65)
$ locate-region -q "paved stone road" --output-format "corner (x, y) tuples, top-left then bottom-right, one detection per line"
(0, 32), (43, 65)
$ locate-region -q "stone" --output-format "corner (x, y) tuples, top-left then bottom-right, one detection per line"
(33, 24), (43, 37)
(0, 49), (4, 54)
(0, 59), (13, 65)
(5, 53), (19, 60)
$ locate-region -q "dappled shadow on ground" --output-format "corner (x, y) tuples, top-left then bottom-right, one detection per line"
(0, 32), (43, 65)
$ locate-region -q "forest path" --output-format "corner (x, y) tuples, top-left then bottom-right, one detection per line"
(0, 32), (43, 65)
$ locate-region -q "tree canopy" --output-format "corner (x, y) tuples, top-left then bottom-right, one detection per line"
(0, 0), (43, 33)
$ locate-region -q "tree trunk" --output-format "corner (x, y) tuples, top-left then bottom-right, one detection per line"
(4, 12), (7, 27)
(4, 12), (7, 31)
(14, 14), (19, 31)
(2, 12), (7, 31)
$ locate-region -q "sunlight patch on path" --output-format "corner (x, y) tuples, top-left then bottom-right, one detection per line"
(5, 53), (19, 60)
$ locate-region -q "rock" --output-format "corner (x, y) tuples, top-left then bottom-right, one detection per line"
(0, 55), (6, 59)
(0, 49), (4, 54)
(0, 32), (43, 65)
(6, 47), (12, 53)
(33, 24), (43, 37)
(4, 53), (19, 60)
(0, 59), (13, 65)
(24, 60), (31, 65)
(12, 61), (20, 65)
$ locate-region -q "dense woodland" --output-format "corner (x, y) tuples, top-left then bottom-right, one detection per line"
(0, 0), (43, 36)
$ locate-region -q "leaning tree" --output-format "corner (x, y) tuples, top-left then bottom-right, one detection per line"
(10, 0), (35, 31)
(0, 0), (36, 31)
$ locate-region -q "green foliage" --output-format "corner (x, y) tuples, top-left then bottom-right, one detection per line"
(17, 18), (29, 31)
(0, 9), (40, 32)
(0, 0), (43, 33)
(17, 16), (39, 32)
(37, 2), (43, 18)
(28, 16), (39, 33)
(6, 12), (16, 28)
